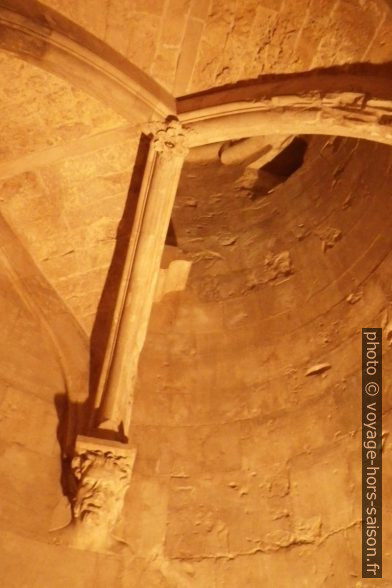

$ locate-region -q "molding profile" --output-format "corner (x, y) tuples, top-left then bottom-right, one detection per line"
(177, 74), (392, 147)
(0, 0), (175, 120)
(92, 119), (190, 437)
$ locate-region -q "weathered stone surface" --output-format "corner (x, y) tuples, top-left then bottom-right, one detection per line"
(0, 52), (127, 161)
(53, 436), (136, 553)
(128, 135), (392, 584)
(0, 133), (139, 334)
(39, 0), (392, 94)
(0, 2), (391, 586)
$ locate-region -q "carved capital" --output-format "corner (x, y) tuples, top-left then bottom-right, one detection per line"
(146, 118), (190, 158)
(58, 436), (136, 552)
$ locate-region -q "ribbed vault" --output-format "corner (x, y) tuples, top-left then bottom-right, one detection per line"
(0, 1), (391, 586)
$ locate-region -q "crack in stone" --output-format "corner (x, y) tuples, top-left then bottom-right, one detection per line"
(317, 520), (362, 546)
(168, 520), (362, 563)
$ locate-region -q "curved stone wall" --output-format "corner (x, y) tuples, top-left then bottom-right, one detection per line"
(126, 135), (392, 585)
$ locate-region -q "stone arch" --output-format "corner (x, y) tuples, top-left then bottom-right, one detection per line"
(178, 71), (392, 147)
(1, 2), (390, 147)
(0, 0), (175, 121)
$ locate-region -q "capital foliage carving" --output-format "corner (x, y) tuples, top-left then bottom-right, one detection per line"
(146, 118), (190, 158)
(71, 444), (133, 531)
(53, 437), (135, 552)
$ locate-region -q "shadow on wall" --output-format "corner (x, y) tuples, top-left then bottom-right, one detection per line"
(88, 134), (149, 423)
(54, 393), (78, 503)
(176, 61), (392, 106)
(251, 136), (308, 199)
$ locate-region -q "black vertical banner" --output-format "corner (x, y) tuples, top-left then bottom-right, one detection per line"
(362, 328), (382, 578)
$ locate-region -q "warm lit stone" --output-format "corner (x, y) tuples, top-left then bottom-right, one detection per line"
(0, 1), (391, 586)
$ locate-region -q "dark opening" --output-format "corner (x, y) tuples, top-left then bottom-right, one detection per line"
(248, 136), (308, 199)
(262, 136), (308, 178)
